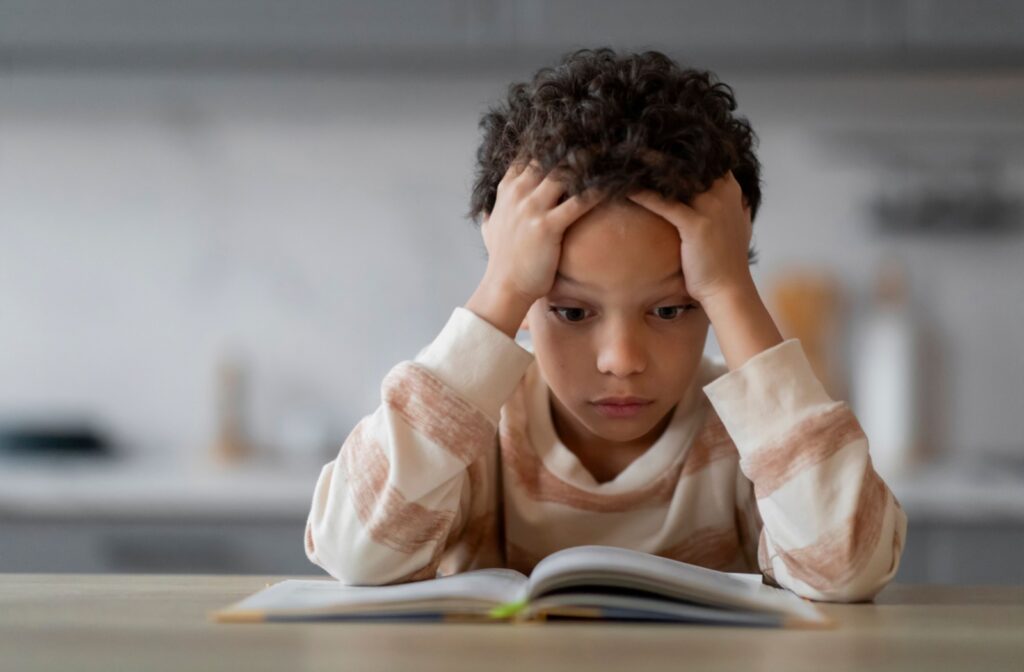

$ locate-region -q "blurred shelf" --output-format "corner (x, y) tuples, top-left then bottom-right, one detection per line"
(7, 0), (1024, 75)
(3, 452), (1024, 524)
(0, 456), (321, 521)
(888, 454), (1024, 523)
(2, 453), (1024, 580)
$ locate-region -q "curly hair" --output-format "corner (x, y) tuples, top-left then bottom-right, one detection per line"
(467, 47), (762, 263)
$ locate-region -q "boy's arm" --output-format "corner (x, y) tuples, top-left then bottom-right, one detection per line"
(304, 306), (534, 585)
(707, 338), (909, 603)
(700, 279), (784, 371)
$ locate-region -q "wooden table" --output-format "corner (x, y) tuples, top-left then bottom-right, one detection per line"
(2, 575), (1022, 671)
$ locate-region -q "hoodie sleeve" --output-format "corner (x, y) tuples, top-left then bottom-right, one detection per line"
(705, 338), (908, 603)
(304, 306), (535, 585)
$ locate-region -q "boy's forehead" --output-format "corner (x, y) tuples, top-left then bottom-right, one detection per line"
(557, 199), (684, 292)
(576, 197), (666, 225)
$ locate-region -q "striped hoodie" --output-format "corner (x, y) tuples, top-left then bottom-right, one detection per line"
(304, 305), (908, 603)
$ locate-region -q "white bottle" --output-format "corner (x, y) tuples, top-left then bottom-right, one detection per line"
(851, 261), (922, 484)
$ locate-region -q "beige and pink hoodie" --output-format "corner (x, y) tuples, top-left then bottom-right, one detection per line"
(304, 306), (908, 603)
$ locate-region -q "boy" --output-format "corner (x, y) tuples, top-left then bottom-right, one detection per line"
(304, 48), (907, 602)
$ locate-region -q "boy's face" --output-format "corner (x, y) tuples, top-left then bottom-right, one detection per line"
(522, 199), (711, 450)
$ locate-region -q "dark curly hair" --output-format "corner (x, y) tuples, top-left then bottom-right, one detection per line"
(467, 47), (762, 263)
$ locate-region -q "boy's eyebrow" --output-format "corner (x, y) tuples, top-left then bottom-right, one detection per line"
(555, 269), (684, 287)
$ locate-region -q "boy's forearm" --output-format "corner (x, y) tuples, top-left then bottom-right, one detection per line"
(465, 276), (535, 339)
(701, 276), (784, 371)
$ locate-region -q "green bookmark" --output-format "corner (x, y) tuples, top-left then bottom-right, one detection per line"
(488, 598), (528, 620)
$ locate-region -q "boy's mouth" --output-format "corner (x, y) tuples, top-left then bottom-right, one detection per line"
(591, 396), (653, 405)
(590, 397), (654, 419)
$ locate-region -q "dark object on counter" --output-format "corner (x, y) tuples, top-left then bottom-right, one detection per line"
(872, 188), (1022, 236)
(0, 423), (112, 457)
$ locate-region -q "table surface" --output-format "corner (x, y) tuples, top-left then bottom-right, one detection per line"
(2, 574), (1023, 672)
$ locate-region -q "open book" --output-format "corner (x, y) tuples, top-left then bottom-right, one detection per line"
(210, 545), (835, 628)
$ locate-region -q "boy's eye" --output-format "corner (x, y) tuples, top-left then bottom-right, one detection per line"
(550, 307), (590, 323)
(653, 304), (699, 320)
(548, 304), (699, 323)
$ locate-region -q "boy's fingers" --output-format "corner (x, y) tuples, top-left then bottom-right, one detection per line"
(498, 158), (532, 192)
(531, 169), (572, 208)
(515, 159), (546, 190)
(627, 190), (696, 230)
(547, 187), (604, 229)
(626, 189), (668, 211)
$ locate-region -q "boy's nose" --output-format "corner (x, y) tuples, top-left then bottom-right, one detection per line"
(596, 328), (647, 377)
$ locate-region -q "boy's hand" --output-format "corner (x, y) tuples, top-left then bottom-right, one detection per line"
(626, 170), (753, 305)
(627, 170), (783, 371)
(480, 159), (603, 305)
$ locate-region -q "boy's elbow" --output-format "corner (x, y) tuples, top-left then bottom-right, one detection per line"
(792, 561), (900, 603)
(770, 550), (903, 604)
(769, 496), (908, 604)
(304, 517), (439, 586)
(835, 504), (908, 603)
(316, 555), (437, 588)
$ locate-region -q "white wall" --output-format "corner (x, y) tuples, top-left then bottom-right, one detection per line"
(1, 69), (1022, 467)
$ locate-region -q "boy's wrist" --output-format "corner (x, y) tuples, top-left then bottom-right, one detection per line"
(701, 278), (784, 371)
(699, 276), (758, 317)
(415, 305), (536, 427)
(465, 275), (535, 339)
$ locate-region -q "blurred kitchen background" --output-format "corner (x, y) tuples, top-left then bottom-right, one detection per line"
(2, 0), (1023, 583)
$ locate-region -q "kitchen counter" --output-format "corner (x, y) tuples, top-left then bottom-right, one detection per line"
(2, 453), (1024, 523)
(2, 453), (1024, 580)
(0, 456), (321, 521)
(885, 454), (1024, 523)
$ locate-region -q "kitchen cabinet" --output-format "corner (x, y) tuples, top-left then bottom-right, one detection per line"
(0, 0), (515, 63)
(4, 0), (1024, 71)
(0, 517), (317, 575)
(2, 514), (1023, 584)
(0, 458), (326, 575)
(905, 0), (1024, 52)
(898, 519), (1024, 585)
(2, 456), (1023, 582)
(512, 0), (903, 55)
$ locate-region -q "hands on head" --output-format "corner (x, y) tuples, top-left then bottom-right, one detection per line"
(480, 159), (604, 306)
(470, 159), (753, 338)
(626, 170), (754, 305)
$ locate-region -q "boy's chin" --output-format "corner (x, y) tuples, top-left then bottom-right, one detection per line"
(584, 402), (680, 440)
(584, 413), (664, 441)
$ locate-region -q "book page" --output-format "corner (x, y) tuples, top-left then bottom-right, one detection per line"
(523, 545), (824, 623)
(522, 592), (787, 627)
(214, 568), (528, 619)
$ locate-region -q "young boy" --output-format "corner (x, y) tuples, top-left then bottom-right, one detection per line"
(304, 48), (907, 603)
